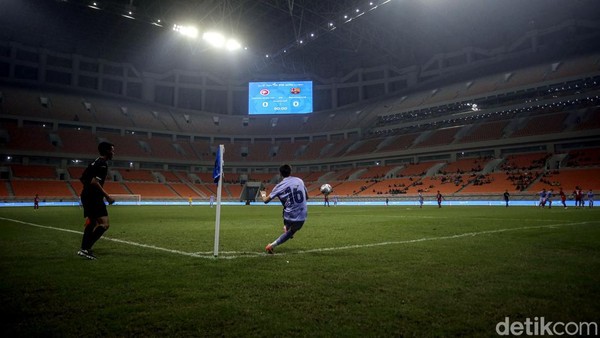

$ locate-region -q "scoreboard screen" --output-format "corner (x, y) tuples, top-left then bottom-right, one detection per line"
(248, 81), (313, 115)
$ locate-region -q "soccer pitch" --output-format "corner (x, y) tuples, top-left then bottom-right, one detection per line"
(1, 205), (599, 336)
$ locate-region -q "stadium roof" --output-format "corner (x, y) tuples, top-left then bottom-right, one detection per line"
(2, 0), (600, 78)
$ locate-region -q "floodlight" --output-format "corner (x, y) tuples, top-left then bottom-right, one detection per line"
(203, 32), (225, 48)
(225, 39), (241, 51)
(173, 24), (199, 39)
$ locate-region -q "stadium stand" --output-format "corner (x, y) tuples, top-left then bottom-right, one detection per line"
(10, 164), (57, 179)
(11, 180), (73, 198)
(1, 50), (599, 202)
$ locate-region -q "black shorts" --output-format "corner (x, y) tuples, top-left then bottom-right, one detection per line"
(283, 220), (304, 234)
(81, 194), (108, 219)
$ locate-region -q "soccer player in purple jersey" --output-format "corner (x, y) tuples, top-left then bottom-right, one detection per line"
(260, 164), (308, 254)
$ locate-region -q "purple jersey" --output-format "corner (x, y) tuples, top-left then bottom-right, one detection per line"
(269, 176), (308, 222)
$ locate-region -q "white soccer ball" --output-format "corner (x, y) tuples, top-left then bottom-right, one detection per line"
(320, 183), (333, 195)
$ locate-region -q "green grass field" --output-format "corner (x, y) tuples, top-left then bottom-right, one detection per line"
(1, 205), (599, 337)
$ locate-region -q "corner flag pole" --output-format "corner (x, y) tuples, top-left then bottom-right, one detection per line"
(213, 144), (225, 258)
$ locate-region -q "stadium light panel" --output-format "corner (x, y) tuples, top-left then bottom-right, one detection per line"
(226, 39), (241, 51)
(173, 24), (198, 39)
(203, 32), (225, 48)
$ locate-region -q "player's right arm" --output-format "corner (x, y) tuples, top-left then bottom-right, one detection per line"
(90, 177), (114, 204)
(260, 190), (272, 204)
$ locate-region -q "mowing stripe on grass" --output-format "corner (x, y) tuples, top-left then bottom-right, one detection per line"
(0, 217), (591, 259)
(0, 216), (207, 259)
(295, 221), (592, 255)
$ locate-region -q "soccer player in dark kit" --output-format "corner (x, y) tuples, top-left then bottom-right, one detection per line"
(77, 142), (115, 260)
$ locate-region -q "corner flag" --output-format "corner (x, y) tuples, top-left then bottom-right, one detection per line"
(213, 144), (224, 257)
(213, 146), (222, 184)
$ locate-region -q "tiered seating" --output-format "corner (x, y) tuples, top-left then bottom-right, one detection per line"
(418, 176), (463, 195)
(458, 120), (509, 143)
(146, 136), (196, 161)
(88, 98), (135, 128)
(11, 180), (73, 198)
(124, 182), (178, 198)
(326, 168), (356, 181)
(50, 92), (97, 122)
(501, 152), (549, 171)
(321, 138), (356, 158)
(545, 55), (600, 81)
(168, 183), (203, 198)
(441, 158), (488, 174)
(574, 110), (600, 131)
(67, 166), (86, 180)
(247, 173), (275, 183)
(11, 165), (56, 179)
(119, 169), (155, 182)
(95, 131), (148, 158)
(296, 139), (330, 160)
(69, 180), (131, 195)
(57, 128), (98, 155)
(226, 184), (243, 199)
(193, 183), (216, 197)
(565, 148), (600, 167)
(0, 181), (9, 197)
(529, 168), (600, 192)
(459, 172), (516, 194)
(344, 138), (382, 156)
(1, 88), (51, 119)
(510, 112), (567, 138)
(275, 141), (304, 162)
(397, 162), (437, 177)
(159, 171), (182, 183)
(328, 180), (374, 196)
(301, 171), (328, 182)
(194, 172), (215, 183)
(246, 141), (272, 162)
(3, 122), (56, 152)
(359, 177), (416, 195)
(495, 66), (545, 90)
(415, 126), (461, 148)
(190, 139), (211, 160)
(358, 165), (396, 179)
(125, 105), (168, 130)
(376, 133), (420, 152)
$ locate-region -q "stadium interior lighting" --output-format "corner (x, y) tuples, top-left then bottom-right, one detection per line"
(88, 2), (100, 10)
(173, 24), (199, 39)
(225, 39), (241, 51)
(202, 32), (225, 48)
(122, 11), (134, 20)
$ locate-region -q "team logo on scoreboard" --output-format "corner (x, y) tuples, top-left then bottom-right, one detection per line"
(290, 87), (301, 94)
(259, 89), (270, 96)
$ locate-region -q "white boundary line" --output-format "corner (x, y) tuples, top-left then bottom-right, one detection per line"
(0, 217), (591, 260)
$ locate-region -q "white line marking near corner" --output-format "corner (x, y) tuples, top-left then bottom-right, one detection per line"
(295, 221), (591, 255)
(0, 217), (592, 259)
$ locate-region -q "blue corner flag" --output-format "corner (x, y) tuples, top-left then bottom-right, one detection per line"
(213, 147), (222, 184)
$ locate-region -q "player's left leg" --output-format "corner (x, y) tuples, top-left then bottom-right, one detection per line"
(89, 216), (110, 248)
(266, 220), (304, 253)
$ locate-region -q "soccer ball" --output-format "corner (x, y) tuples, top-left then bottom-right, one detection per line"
(320, 183), (333, 195)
